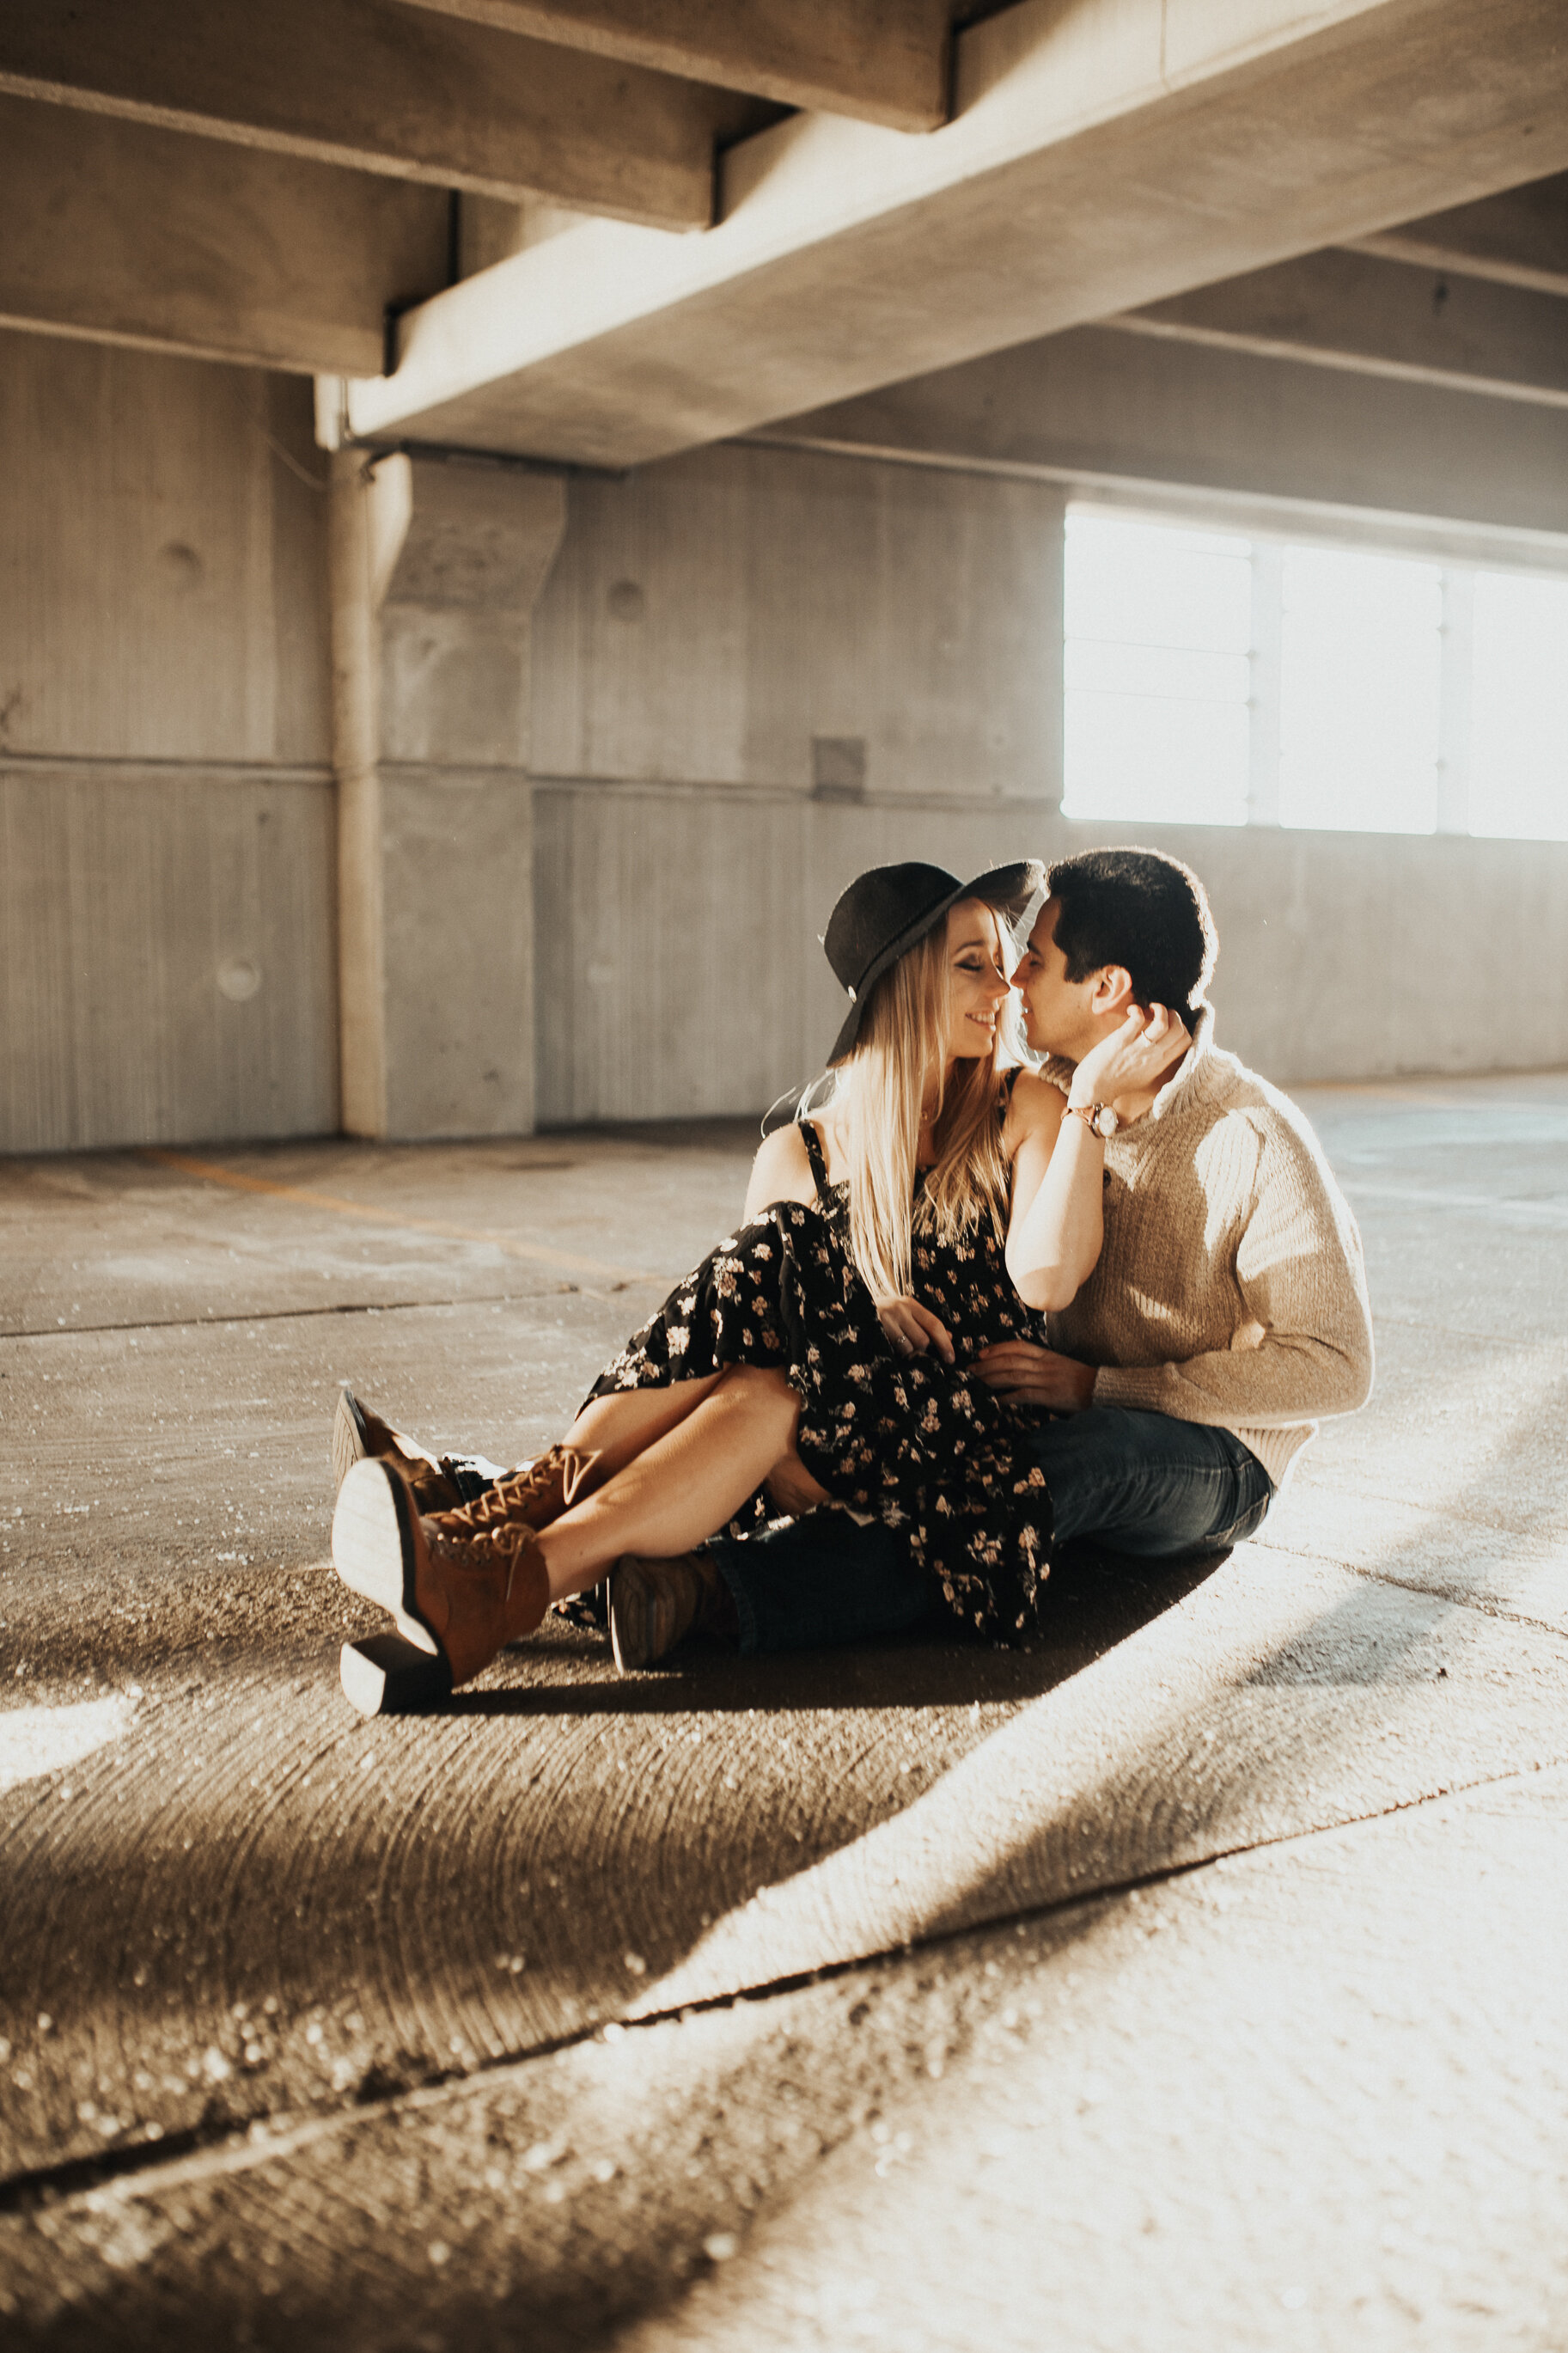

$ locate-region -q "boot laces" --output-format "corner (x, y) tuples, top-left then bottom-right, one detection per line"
(428, 1514), (535, 1596)
(443, 1450), (563, 1535)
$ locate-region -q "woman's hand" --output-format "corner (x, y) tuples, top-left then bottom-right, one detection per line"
(1071, 1002), (1192, 1109)
(877, 1298), (955, 1363)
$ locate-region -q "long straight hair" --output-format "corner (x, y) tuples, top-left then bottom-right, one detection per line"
(816, 917), (1019, 1305)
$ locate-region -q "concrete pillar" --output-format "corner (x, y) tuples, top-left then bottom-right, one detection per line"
(327, 451), (566, 1138)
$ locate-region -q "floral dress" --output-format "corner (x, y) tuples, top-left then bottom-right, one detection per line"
(585, 1121), (1054, 1643)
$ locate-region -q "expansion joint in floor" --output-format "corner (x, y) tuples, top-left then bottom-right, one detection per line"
(2, 1750), (1559, 2222)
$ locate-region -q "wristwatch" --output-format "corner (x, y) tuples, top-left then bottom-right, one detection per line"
(1065, 1099), (1119, 1140)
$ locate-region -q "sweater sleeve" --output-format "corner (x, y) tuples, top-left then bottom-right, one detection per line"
(1090, 1110), (1374, 1432)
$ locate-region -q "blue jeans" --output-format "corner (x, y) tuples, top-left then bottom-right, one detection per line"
(705, 1406), (1274, 1656)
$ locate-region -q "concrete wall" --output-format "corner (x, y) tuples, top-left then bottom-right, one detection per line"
(3, 332), (1565, 1152)
(530, 441), (1568, 1122)
(533, 783), (1568, 1121)
(531, 443), (1062, 798)
(0, 333), (337, 1152)
(530, 442), (1067, 1123)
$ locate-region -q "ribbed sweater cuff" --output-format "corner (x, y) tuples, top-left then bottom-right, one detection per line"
(1090, 1364), (1171, 1413)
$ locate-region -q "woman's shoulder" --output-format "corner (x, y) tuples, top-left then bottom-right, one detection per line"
(743, 1121), (819, 1218)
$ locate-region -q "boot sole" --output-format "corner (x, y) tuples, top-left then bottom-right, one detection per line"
(332, 1386), (372, 1495)
(340, 1633), (451, 1717)
(332, 1458), (441, 1661)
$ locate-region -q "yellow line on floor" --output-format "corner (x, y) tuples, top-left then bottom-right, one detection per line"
(139, 1150), (668, 1287)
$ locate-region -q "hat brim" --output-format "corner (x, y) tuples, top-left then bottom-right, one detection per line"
(826, 859), (1047, 1065)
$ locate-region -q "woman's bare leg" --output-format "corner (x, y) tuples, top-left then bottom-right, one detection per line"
(538, 1366), (802, 1602)
(561, 1379), (721, 1479)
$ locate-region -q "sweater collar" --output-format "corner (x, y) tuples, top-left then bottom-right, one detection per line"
(1144, 1001), (1217, 1124)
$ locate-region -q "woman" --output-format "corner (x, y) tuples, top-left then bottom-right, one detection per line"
(331, 860), (1170, 1714)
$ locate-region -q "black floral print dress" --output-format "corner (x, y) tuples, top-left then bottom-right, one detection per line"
(585, 1121), (1054, 1644)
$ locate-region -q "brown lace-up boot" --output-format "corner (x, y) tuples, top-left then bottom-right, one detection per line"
(333, 1390), (601, 1525)
(471, 1445), (607, 1532)
(333, 1459), (556, 1716)
(331, 1386), (478, 1514)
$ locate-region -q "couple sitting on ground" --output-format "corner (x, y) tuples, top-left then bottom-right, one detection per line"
(329, 846), (1374, 1717)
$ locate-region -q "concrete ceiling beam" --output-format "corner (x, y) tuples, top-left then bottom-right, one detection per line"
(1349, 170), (1568, 300)
(0, 0), (747, 229)
(327, 0), (1568, 468)
(0, 95), (449, 375)
(387, 0), (953, 131)
(1111, 248), (1568, 410)
(769, 325), (1568, 555)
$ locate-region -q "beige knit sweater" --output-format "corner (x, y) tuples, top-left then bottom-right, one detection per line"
(1041, 1008), (1373, 1488)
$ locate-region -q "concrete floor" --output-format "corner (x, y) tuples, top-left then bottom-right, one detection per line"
(1, 1073), (1565, 2350)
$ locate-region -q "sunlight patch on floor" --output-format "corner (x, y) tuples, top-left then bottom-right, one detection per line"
(0, 1696), (134, 1793)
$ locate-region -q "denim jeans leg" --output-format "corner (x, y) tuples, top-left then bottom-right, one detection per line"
(705, 1410), (1272, 1655)
(704, 1512), (932, 1657)
(1031, 1406), (1274, 1559)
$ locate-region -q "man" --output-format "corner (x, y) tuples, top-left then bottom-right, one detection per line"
(625, 844), (1373, 1660)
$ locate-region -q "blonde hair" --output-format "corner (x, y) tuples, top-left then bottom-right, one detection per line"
(816, 916), (1018, 1305)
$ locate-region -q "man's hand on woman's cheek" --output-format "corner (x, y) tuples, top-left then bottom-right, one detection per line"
(974, 1342), (1095, 1411)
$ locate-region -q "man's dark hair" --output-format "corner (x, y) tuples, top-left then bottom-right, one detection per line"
(1047, 847), (1217, 1011)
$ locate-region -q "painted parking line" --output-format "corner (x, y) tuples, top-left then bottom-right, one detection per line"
(140, 1150), (668, 1287)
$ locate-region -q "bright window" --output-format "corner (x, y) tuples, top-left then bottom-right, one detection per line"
(1063, 517), (1251, 828)
(1469, 570), (1568, 840)
(1063, 508), (1568, 839)
(1278, 547), (1443, 833)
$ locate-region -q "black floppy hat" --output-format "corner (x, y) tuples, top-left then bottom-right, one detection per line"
(823, 858), (1047, 1065)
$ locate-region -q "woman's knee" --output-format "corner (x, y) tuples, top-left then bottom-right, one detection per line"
(570, 1375), (717, 1432)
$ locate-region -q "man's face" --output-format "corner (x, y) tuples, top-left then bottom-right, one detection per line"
(1014, 897), (1104, 1061)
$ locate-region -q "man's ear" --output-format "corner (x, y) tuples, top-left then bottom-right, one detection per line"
(1089, 964), (1137, 1015)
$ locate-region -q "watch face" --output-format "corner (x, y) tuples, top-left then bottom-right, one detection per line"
(1095, 1105), (1119, 1139)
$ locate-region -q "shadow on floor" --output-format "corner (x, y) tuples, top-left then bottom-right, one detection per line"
(458, 1541), (1231, 1719)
